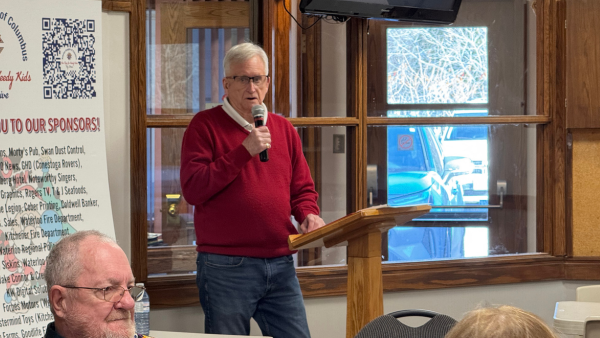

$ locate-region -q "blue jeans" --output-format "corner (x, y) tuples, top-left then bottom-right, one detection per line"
(196, 252), (311, 338)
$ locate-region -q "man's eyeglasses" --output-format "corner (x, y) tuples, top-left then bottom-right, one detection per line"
(226, 75), (269, 86)
(61, 285), (146, 303)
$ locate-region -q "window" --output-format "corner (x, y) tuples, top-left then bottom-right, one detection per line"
(128, 0), (569, 306)
(382, 27), (491, 261)
(386, 27), (488, 106)
(366, 0), (539, 263)
(144, 0), (252, 277)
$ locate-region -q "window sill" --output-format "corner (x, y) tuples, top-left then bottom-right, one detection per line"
(144, 253), (598, 309)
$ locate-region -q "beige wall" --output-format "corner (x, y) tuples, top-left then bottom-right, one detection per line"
(103, 11), (131, 256)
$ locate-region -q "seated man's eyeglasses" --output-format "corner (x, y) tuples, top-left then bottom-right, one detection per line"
(61, 285), (146, 303)
(226, 75), (269, 85)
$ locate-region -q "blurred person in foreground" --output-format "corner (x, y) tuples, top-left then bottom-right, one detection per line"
(180, 42), (325, 337)
(445, 305), (559, 338)
(44, 230), (149, 338)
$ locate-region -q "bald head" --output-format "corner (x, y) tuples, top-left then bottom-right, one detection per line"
(45, 230), (120, 290)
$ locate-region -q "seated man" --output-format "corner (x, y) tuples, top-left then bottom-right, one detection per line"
(445, 304), (559, 338)
(44, 230), (149, 338)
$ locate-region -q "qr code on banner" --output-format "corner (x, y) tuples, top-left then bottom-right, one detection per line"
(42, 18), (97, 99)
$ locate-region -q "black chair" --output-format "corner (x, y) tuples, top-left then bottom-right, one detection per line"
(354, 309), (457, 338)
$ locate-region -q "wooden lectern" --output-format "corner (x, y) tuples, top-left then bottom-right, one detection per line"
(288, 204), (432, 338)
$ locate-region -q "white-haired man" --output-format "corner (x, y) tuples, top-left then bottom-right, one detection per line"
(180, 42), (325, 337)
(44, 230), (148, 338)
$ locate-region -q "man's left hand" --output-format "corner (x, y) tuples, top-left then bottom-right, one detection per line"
(300, 214), (326, 233)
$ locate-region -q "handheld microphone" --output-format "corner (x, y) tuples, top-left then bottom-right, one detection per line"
(251, 105), (269, 162)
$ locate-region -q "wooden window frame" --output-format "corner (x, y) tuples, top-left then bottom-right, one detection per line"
(97, 0), (600, 309)
(366, 17), (531, 258)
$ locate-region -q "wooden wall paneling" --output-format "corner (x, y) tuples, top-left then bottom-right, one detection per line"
(552, 0), (567, 257)
(537, 0), (567, 256)
(145, 254), (572, 308)
(274, 0), (291, 116)
(364, 9), (389, 259)
(347, 19), (368, 213)
(147, 116), (360, 128)
(541, 0), (551, 118)
(382, 255), (564, 291)
(538, 124), (552, 253)
(566, 0), (600, 128)
(102, 0), (132, 12)
(523, 2), (529, 116)
(250, 0), (260, 43)
(130, 0), (148, 281)
(536, 0), (551, 254)
(536, 0), (546, 118)
(182, 2), (249, 28)
(365, 21), (388, 209)
(295, 12), (302, 119)
(366, 21), (385, 118)
(565, 258), (600, 279)
(147, 246), (197, 274)
(566, 131), (573, 256)
(300, 254), (567, 297)
(146, 277), (200, 308)
(258, 0), (273, 110)
(299, 19), (320, 120)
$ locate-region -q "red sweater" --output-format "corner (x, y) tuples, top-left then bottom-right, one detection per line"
(180, 106), (320, 258)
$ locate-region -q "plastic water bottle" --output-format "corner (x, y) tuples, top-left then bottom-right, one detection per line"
(134, 283), (150, 335)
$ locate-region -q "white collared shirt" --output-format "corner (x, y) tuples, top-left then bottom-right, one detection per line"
(222, 98), (268, 132)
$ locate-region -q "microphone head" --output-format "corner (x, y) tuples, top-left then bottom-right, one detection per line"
(251, 105), (265, 119)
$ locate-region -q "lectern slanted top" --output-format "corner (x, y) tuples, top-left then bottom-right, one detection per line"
(288, 204), (432, 338)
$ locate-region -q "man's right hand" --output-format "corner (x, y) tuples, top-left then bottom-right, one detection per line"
(242, 126), (271, 156)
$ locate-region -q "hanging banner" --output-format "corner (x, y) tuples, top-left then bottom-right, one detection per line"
(0, 0), (111, 336)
